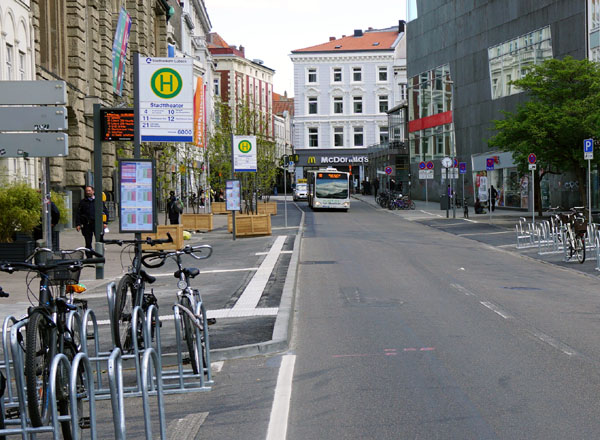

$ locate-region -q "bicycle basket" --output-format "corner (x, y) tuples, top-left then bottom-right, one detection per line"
(574, 220), (588, 235)
(47, 250), (85, 285)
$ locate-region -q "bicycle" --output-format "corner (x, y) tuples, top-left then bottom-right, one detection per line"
(103, 233), (173, 352)
(141, 244), (214, 374)
(0, 286), (8, 440)
(561, 207), (588, 263)
(0, 248), (104, 439)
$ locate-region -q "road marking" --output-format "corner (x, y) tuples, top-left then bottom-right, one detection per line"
(497, 243), (517, 248)
(463, 218), (478, 223)
(480, 301), (511, 319)
(233, 235), (287, 311)
(458, 230), (514, 237)
(529, 330), (578, 356)
(272, 226), (299, 230)
(450, 283), (475, 296)
(420, 210), (444, 218)
(256, 250), (292, 255)
(266, 354), (296, 440)
(148, 267), (259, 277)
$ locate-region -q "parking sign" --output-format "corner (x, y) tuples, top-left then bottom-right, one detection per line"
(584, 138), (593, 160)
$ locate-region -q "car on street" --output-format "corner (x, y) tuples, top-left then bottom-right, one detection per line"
(293, 183), (308, 201)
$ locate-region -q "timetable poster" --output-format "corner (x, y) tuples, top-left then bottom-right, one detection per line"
(119, 159), (156, 233)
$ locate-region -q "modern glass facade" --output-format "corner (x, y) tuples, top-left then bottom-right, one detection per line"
(408, 64), (454, 163)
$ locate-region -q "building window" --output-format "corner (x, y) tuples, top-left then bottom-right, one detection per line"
(333, 67), (342, 82)
(6, 45), (13, 79)
(379, 95), (389, 113)
(378, 67), (388, 81)
(307, 68), (317, 83)
(399, 83), (407, 101)
(308, 127), (319, 147)
(353, 126), (364, 147)
(18, 51), (25, 80)
(353, 96), (363, 113)
(352, 67), (362, 82)
(334, 127), (344, 147)
(333, 96), (343, 114)
(379, 126), (389, 145)
(214, 78), (220, 96)
(308, 97), (318, 114)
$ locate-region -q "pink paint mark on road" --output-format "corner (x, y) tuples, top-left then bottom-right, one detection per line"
(420, 347), (435, 351)
(332, 353), (373, 358)
(403, 348), (417, 352)
(385, 352), (398, 356)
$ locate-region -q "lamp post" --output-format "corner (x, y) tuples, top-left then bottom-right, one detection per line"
(447, 79), (456, 219)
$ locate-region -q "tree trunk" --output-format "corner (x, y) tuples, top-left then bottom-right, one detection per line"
(576, 166), (587, 210)
(535, 170), (543, 217)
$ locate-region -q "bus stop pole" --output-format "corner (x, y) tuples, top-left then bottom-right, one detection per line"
(284, 166), (288, 228)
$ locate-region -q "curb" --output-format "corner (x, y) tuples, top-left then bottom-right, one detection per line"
(210, 203), (305, 361)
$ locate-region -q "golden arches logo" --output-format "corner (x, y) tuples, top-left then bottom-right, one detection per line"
(307, 156), (316, 164)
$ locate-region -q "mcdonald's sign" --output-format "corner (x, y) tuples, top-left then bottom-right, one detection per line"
(307, 156), (316, 164)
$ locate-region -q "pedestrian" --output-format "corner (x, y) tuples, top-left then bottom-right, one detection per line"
(167, 191), (182, 225)
(373, 178), (380, 199)
(33, 199), (61, 242)
(490, 185), (498, 212)
(474, 197), (484, 214)
(75, 186), (108, 254)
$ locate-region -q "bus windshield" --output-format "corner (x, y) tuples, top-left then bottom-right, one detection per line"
(316, 178), (348, 199)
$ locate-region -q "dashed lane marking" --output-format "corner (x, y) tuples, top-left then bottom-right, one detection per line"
(480, 301), (512, 319)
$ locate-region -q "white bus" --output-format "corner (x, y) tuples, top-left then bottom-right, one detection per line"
(307, 168), (351, 211)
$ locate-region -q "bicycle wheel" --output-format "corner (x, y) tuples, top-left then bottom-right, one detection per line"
(25, 311), (54, 427)
(180, 296), (200, 375)
(113, 274), (136, 350)
(575, 236), (586, 263)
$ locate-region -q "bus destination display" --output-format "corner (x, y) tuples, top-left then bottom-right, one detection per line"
(317, 173), (342, 179)
(101, 108), (134, 141)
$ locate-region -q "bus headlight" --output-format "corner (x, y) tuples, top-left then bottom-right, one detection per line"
(315, 201), (322, 207)
(344, 202), (349, 208)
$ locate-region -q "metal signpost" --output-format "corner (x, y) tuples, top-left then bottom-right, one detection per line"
(459, 162), (467, 209)
(442, 157), (452, 217)
(584, 139), (593, 225)
(385, 166), (393, 192)
(528, 153), (537, 225)
(0, 80), (68, 251)
(231, 135), (257, 240)
(486, 158), (495, 224)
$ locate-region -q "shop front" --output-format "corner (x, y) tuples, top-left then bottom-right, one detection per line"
(471, 151), (528, 209)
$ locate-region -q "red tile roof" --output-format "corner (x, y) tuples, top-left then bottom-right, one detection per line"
(292, 29), (399, 53)
(207, 32), (229, 49)
(273, 92), (294, 116)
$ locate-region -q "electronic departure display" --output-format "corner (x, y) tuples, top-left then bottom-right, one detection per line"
(317, 173), (342, 179)
(100, 108), (134, 141)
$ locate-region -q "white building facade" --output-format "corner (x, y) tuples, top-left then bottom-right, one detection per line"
(290, 25), (405, 184)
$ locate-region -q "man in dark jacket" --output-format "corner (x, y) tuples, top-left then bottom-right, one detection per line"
(167, 191), (181, 225)
(76, 186), (108, 252)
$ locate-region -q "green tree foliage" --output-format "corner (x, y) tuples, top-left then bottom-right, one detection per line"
(208, 99), (277, 213)
(488, 56), (600, 212)
(0, 182), (41, 242)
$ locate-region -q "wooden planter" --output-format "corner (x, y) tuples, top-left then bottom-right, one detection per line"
(142, 224), (184, 250)
(256, 201), (277, 215)
(211, 202), (227, 214)
(0, 240), (36, 262)
(181, 213), (213, 232)
(227, 213), (271, 236)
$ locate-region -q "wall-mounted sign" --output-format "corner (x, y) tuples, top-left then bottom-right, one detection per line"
(101, 108), (134, 141)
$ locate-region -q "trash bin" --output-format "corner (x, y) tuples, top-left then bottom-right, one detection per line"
(440, 195), (449, 210)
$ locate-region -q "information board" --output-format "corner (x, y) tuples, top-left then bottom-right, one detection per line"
(101, 108), (134, 141)
(119, 159), (156, 233)
(232, 135), (257, 172)
(138, 56), (194, 142)
(226, 180), (241, 211)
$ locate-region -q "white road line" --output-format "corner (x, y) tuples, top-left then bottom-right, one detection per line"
(458, 230), (514, 237)
(480, 301), (511, 319)
(266, 354), (296, 440)
(233, 235), (287, 311)
(256, 251), (292, 255)
(272, 226), (299, 230)
(420, 210), (444, 218)
(148, 267), (259, 277)
(529, 330), (578, 356)
(463, 218), (478, 223)
(450, 283), (475, 296)
(497, 243), (517, 248)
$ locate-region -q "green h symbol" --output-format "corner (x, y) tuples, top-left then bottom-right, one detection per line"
(160, 73), (174, 92)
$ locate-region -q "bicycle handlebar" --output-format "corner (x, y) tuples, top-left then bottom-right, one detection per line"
(103, 232), (173, 247)
(0, 247), (105, 274)
(0, 287), (8, 298)
(140, 244), (213, 268)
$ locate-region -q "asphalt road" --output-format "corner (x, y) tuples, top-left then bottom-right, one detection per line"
(287, 200), (600, 439)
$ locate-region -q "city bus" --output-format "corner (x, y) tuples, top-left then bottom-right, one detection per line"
(307, 168), (351, 211)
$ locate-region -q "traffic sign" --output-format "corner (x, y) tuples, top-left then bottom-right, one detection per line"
(528, 163), (537, 170)
(385, 166), (393, 175)
(441, 157), (452, 168)
(419, 169), (434, 180)
(453, 158), (458, 168)
(138, 56), (194, 142)
(459, 162), (467, 174)
(419, 161), (426, 169)
(0, 133), (68, 157)
(426, 161), (434, 170)
(528, 153), (536, 164)
(486, 158), (494, 171)
(0, 107), (68, 131)
(584, 138), (593, 160)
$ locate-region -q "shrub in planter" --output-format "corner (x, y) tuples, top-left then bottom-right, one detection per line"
(0, 182), (41, 243)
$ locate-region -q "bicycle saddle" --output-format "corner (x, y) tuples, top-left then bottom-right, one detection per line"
(174, 268), (200, 279)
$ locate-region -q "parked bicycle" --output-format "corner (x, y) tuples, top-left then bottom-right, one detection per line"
(0, 286), (8, 440)
(103, 234), (173, 352)
(141, 244), (214, 374)
(388, 194), (416, 210)
(561, 207), (588, 263)
(0, 248), (104, 439)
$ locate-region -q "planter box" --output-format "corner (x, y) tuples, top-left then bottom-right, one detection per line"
(0, 240), (36, 262)
(181, 213), (213, 232)
(227, 214), (271, 236)
(256, 201), (277, 215)
(142, 225), (184, 251)
(211, 202), (227, 214)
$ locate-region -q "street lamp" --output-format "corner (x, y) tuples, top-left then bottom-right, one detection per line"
(447, 78), (456, 219)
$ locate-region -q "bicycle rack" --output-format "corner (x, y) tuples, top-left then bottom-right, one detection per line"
(2, 315), (19, 404)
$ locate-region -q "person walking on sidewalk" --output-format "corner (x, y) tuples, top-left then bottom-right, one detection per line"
(373, 178), (380, 199)
(167, 191), (182, 225)
(75, 186), (107, 253)
(490, 185), (498, 212)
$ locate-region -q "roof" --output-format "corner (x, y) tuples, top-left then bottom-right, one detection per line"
(291, 29), (399, 53)
(207, 32), (229, 49)
(273, 92), (294, 116)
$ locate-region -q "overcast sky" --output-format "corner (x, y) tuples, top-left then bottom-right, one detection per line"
(205, 0), (407, 97)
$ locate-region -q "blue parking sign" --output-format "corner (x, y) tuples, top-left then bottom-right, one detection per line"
(584, 138), (593, 153)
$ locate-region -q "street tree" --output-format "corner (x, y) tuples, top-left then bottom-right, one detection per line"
(488, 56), (600, 214)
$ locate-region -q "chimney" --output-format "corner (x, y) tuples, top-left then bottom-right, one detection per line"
(342, 35), (346, 38)
(398, 20), (406, 33)
(329, 36), (335, 41)
(239, 45), (245, 57)
(368, 27), (373, 31)
(353, 29), (363, 37)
